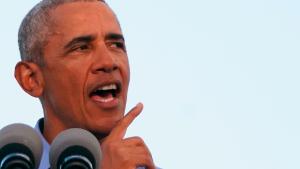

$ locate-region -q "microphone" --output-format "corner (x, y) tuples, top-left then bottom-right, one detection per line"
(0, 123), (43, 169)
(49, 128), (102, 169)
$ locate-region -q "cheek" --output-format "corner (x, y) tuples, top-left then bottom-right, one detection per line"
(44, 65), (86, 101)
(44, 68), (88, 122)
(119, 56), (130, 81)
(121, 60), (130, 102)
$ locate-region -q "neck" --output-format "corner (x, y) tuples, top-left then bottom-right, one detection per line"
(42, 114), (69, 144)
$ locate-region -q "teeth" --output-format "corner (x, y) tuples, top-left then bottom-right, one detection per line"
(98, 84), (117, 91)
(101, 97), (114, 103)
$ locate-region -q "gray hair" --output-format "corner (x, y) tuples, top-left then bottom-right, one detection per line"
(18, 0), (105, 66)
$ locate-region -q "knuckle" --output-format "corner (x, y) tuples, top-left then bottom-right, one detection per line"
(126, 136), (146, 146)
(143, 148), (153, 159)
(132, 136), (144, 142)
(119, 121), (128, 129)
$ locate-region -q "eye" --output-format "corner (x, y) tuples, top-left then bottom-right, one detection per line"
(109, 42), (126, 52)
(72, 44), (91, 51)
(66, 44), (92, 55)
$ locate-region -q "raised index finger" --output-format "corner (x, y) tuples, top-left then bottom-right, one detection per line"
(108, 103), (143, 140)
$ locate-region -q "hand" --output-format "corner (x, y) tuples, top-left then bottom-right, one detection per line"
(100, 103), (155, 169)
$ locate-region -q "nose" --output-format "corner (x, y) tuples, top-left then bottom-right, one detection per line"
(92, 46), (118, 73)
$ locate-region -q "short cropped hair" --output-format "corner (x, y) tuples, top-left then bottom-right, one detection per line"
(18, 0), (105, 65)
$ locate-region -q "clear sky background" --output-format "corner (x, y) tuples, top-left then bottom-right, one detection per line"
(1, 0), (300, 169)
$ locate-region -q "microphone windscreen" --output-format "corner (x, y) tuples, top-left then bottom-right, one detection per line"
(0, 123), (43, 169)
(49, 128), (101, 169)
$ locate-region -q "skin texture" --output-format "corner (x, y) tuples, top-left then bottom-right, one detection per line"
(15, 2), (155, 169)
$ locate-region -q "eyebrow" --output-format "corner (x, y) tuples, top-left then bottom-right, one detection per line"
(105, 33), (125, 41)
(64, 33), (125, 50)
(64, 34), (96, 50)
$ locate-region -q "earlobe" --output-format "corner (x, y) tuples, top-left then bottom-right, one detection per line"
(14, 61), (44, 97)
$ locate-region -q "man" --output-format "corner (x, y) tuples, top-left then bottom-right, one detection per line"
(14, 0), (157, 168)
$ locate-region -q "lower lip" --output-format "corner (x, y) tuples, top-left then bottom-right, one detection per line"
(90, 95), (119, 109)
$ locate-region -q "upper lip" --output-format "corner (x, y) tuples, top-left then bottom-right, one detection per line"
(88, 79), (122, 98)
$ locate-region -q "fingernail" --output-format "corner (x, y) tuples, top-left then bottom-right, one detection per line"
(136, 102), (143, 107)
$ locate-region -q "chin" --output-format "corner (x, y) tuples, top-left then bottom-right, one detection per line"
(85, 118), (118, 137)
(88, 127), (113, 141)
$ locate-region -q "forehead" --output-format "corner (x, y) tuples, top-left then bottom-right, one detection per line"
(48, 2), (121, 39)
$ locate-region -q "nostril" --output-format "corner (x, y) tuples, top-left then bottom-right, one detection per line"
(97, 64), (118, 73)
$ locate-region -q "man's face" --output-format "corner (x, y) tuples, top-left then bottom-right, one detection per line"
(40, 2), (130, 137)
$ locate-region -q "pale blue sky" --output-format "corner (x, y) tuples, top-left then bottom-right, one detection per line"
(1, 0), (300, 169)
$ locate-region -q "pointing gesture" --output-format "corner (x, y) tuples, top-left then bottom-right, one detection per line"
(100, 103), (156, 169)
(107, 103), (143, 141)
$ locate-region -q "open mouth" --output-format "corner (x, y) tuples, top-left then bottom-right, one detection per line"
(90, 82), (121, 103)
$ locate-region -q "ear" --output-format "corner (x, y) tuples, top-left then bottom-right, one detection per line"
(14, 61), (44, 97)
